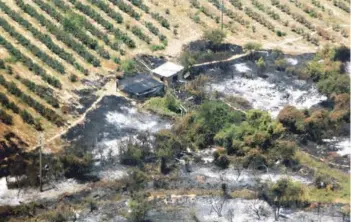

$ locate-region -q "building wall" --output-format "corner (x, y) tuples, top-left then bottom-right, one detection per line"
(153, 71), (183, 85)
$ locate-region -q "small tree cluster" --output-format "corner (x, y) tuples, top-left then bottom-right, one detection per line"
(128, 0), (150, 13)
(0, 92), (40, 128)
(15, 75), (60, 108)
(251, 0), (280, 20)
(0, 0), (86, 74)
(245, 7), (275, 32)
(128, 193), (151, 221)
(88, 0), (123, 23)
(144, 21), (167, 43)
(131, 26), (152, 44)
(210, 0), (250, 26)
(291, 0), (322, 19)
(0, 17), (65, 74)
(150, 12), (170, 29)
(266, 178), (308, 221)
(271, 0), (315, 31)
(15, 0), (101, 67)
(69, 0), (136, 48)
(203, 29), (227, 46)
(0, 35), (61, 88)
(229, 0), (243, 10)
(107, 0), (141, 20)
(0, 75), (63, 127)
(52, 0), (117, 52)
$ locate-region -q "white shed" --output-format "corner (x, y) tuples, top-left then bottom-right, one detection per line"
(152, 62), (184, 84)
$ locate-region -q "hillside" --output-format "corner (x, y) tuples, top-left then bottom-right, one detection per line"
(0, 0), (349, 150)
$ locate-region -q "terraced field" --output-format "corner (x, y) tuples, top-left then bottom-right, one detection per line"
(0, 0), (349, 149)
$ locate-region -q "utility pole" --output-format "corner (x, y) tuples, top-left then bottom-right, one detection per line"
(221, 0), (224, 31)
(38, 133), (43, 192)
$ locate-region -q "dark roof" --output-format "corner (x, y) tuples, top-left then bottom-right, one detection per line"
(119, 74), (163, 95)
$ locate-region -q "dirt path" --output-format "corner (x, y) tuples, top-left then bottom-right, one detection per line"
(193, 52), (249, 67)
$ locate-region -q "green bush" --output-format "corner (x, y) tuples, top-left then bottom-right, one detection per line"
(69, 74), (78, 82)
(128, 193), (151, 221)
(144, 92), (182, 117)
(120, 59), (136, 73)
(203, 28), (226, 46)
(119, 138), (152, 166)
(277, 105), (305, 133)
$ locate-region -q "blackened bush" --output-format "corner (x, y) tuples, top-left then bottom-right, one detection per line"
(334, 45), (350, 62)
(215, 154), (230, 169)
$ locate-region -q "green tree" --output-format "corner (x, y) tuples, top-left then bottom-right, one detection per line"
(271, 140), (299, 167)
(193, 101), (244, 148)
(179, 50), (196, 69)
(278, 106), (305, 133)
(268, 178), (308, 221)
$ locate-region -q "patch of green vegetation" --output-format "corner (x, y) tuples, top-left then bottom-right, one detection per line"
(277, 46), (350, 142)
(120, 59), (137, 74)
(265, 178), (309, 221)
(174, 100), (245, 150)
(202, 28), (227, 46)
(128, 193), (151, 221)
(144, 92), (182, 117)
(301, 46), (350, 96)
(151, 44), (166, 51)
(295, 151), (350, 204)
(40, 208), (75, 222)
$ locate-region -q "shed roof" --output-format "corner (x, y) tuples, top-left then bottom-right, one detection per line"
(119, 74), (163, 95)
(152, 62), (184, 78)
